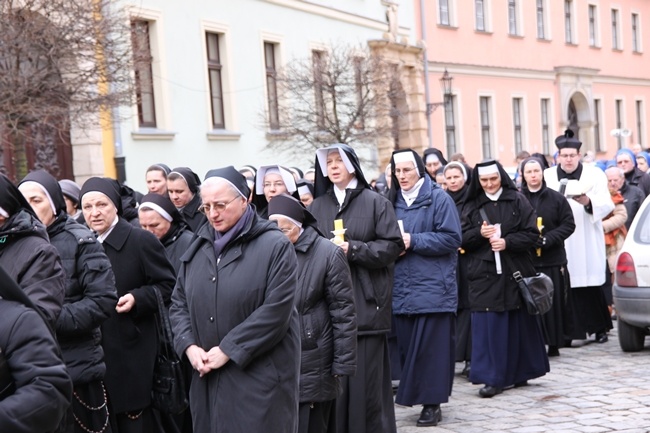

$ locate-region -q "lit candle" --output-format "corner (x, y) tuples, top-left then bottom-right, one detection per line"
(334, 219), (344, 231)
(536, 217), (543, 257)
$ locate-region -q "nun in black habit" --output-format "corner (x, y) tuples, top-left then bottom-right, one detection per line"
(308, 143), (403, 433)
(520, 157), (576, 357)
(461, 160), (549, 398)
(0, 174), (65, 329)
(443, 162), (472, 374)
(167, 167), (206, 233)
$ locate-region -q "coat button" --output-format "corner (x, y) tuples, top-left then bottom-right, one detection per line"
(211, 277), (216, 282)
(209, 316), (214, 322)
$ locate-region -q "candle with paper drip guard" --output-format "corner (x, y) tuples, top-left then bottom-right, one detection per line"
(536, 217), (544, 257)
(332, 219), (346, 245)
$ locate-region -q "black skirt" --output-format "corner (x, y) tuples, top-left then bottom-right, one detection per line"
(537, 264), (571, 347)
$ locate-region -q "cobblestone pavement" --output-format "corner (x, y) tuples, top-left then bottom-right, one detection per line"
(396, 322), (650, 433)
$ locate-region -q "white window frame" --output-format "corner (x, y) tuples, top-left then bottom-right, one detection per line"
(507, 0), (524, 37)
(588, 3), (601, 47)
(611, 7), (623, 51)
(201, 20), (239, 139)
(437, 0), (457, 27)
(127, 7), (173, 138)
(564, 0), (577, 45)
(479, 95), (495, 160)
(632, 11), (642, 53)
(260, 32), (285, 132)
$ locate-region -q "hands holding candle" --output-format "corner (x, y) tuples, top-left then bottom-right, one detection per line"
(332, 219), (348, 253)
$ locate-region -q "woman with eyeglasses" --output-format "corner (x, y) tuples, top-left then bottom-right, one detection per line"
(388, 149), (461, 427)
(80, 177), (176, 433)
(251, 165), (300, 218)
(308, 144), (404, 433)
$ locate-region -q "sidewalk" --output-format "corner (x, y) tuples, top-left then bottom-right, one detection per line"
(395, 322), (650, 432)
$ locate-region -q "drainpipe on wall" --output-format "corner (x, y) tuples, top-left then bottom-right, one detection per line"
(420, 0), (434, 149)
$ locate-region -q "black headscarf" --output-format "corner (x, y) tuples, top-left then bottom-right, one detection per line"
(267, 193), (322, 235)
(296, 179), (314, 197)
(79, 177), (123, 216)
(519, 157), (548, 211)
(313, 143), (371, 199)
(139, 193), (184, 225)
(170, 167), (201, 194)
(19, 170), (67, 217)
(205, 166), (251, 199)
(387, 148), (427, 204)
(147, 163), (171, 176)
(465, 160), (517, 202)
(422, 148), (448, 167)
(0, 174), (37, 219)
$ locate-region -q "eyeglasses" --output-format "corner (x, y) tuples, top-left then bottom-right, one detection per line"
(559, 153), (580, 159)
(394, 167), (416, 175)
(199, 197), (239, 214)
(263, 181), (286, 189)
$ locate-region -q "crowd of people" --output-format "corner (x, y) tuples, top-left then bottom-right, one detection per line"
(0, 129), (647, 433)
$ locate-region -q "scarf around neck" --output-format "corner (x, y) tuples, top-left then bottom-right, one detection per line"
(213, 205), (254, 259)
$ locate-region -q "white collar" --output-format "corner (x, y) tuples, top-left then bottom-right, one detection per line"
(485, 188), (503, 201)
(333, 178), (358, 205)
(400, 178), (425, 206)
(97, 215), (120, 243)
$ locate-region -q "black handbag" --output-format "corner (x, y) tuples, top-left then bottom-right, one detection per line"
(511, 268), (554, 315)
(151, 287), (189, 414)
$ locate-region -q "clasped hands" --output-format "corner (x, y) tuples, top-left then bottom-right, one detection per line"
(480, 221), (506, 252)
(186, 344), (230, 377)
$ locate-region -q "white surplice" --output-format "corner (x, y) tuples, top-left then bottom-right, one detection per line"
(544, 164), (614, 288)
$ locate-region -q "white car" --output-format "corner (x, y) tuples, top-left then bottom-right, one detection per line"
(613, 195), (650, 352)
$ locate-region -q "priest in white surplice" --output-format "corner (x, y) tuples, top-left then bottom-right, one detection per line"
(544, 130), (614, 345)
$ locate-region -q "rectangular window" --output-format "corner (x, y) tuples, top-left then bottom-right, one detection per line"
(612, 9), (620, 50)
(637, 100), (644, 146)
(480, 97), (492, 159)
(312, 50), (326, 129)
(131, 20), (156, 128)
(439, 0), (450, 26)
(632, 13), (640, 52)
(475, 0), (485, 31)
(616, 99), (623, 149)
(513, 98), (523, 154)
(589, 5), (597, 46)
(444, 95), (456, 156)
(565, 1), (573, 44)
(206, 32), (225, 129)
(264, 42), (280, 130)
(541, 99), (550, 155)
(508, 0), (517, 35)
(594, 99), (602, 152)
(536, 0), (545, 39)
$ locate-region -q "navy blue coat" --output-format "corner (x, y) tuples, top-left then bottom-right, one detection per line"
(392, 177), (462, 315)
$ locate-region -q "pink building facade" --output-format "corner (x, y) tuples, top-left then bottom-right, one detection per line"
(418, 0), (650, 167)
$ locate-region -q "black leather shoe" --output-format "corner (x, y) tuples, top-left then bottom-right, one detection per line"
(548, 346), (560, 357)
(596, 332), (608, 344)
(461, 361), (471, 377)
(416, 405), (441, 427)
(514, 381), (528, 388)
(478, 386), (503, 398)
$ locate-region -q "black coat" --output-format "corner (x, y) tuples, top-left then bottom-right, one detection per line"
(170, 211), (300, 433)
(521, 185), (576, 267)
(461, 189), (538, 312)
(447, 185), (470, 309)
(625, 167), (650, 197)
(0, 299), (72, 433)
(308, 187), (403, 335)
(0, 210), (65, 328)
(293, 226), (356, 403)
(179, 193), (206, 233)
(100, 218), (176, 414)
(161, 223), (195, 275)
(49, 215), (118, 385)
(620, 182), (645, 229)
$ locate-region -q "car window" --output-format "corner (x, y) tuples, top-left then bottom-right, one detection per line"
(634, 203), (650, 244)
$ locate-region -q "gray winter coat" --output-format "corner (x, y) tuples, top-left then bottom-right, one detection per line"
(170, 210), (300, 433)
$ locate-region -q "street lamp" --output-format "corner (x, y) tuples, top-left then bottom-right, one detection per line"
(426, 69), (453, 115)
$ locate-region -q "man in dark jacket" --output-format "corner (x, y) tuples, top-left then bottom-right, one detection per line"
(170, 167), (300, 433)
(80, 177), (176, 433)
(268, 193), (356, 433)
(605, 166), (645, 230)
(616, 148), (650, 197)
(309, 144), (404, 433)
(19, 170), (118, 433)
(0, 266), (72, 433)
